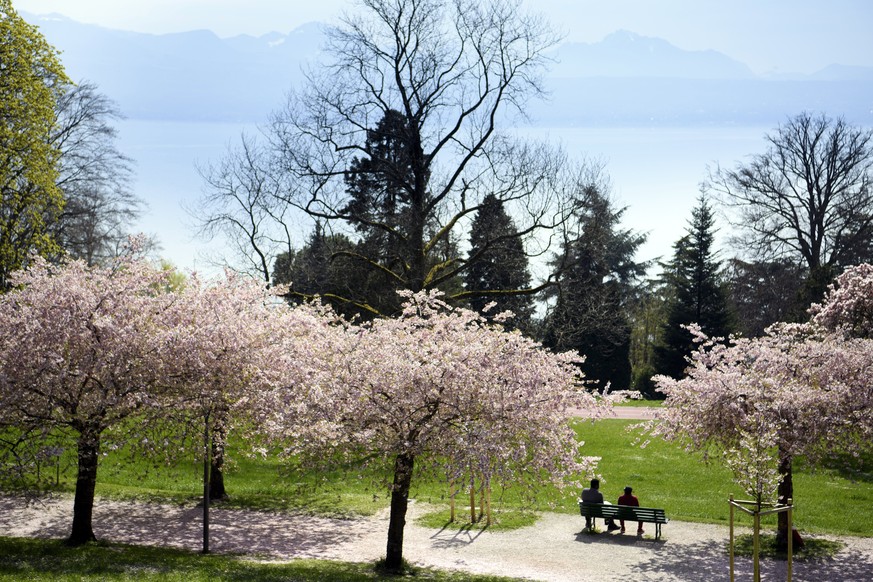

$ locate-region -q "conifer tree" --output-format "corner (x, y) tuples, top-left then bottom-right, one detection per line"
(543, 186), (647, 389)
(655, 194), (733, 380)
(464, 194), (534, 331)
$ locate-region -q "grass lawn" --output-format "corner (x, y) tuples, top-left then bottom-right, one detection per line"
(0, 537), (519, 581)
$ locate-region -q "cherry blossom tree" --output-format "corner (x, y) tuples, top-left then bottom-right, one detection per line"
(810, 262), (873, 339)
(260, 291), (605, 572)
(0, 244), (324, 547)
(0, 250), (179, 545)
(652, 303), (873, 546)
(155, 271), (331, 552)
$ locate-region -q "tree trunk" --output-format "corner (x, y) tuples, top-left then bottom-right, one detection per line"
(776, 452), (793, 551)
(384, 452), (415, 572)
(67, 428), (100, 545)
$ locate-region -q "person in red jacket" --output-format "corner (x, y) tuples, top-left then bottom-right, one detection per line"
(617, 486), (643, 534)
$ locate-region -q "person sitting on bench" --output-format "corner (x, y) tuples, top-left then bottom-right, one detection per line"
(581, 478), (619, 531)
(617, 485), (643, 535)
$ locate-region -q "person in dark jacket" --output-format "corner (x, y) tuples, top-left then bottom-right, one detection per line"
(617, 485), (643, 534)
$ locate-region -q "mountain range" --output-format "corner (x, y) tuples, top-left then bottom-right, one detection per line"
(23, 12), (873, 127)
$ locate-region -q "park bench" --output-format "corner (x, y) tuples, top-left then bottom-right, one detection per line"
(578, 502), (668, 540)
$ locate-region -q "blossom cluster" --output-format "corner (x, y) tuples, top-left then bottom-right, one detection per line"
(651, 264), (873, 503)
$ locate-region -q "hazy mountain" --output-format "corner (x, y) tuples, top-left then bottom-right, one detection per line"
(549, 30), (755, 79)
(22, 12), (873, 126)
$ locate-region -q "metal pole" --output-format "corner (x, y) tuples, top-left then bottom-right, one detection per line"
(202, 411), (211, 554)
(729, 496), (735, 582)
(787, 499), (793, 582)
(753, 510), (760, 582)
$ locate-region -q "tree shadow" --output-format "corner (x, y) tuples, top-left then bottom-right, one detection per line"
(4, 497), (373, 559)
(629, 538), (873, 581)
(427, 521), (487, 549)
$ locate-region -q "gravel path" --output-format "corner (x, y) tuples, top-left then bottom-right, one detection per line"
(2, 494), (872, 581)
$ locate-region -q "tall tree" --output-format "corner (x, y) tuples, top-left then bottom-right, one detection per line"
(51, 80), (144, 265)
(464, 193), (534, 331)
(628, 279), (669, 397)
(655, 195), (732, 380)
(0, 0), (70, 289)
(708, 112), (873, 303)
(543, 183), (647, 390)
(267, 0), (575, 314)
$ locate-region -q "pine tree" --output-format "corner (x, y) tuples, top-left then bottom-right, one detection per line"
(655, 194), (733, 380)
(543, 187), (647, 390)
(464, 194), (534, 331)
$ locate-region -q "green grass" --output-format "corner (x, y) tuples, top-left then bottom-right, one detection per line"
(0, 537), (520, 581)
(563, 419), (873, 537)
(415, 508), (539, 531)
(613, 399), (664, 407)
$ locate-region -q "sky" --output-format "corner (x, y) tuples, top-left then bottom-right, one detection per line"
(15, 0), (873, 75)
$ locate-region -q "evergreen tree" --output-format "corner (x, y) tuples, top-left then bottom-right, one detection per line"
(272, 224), (366, 318)
(543, 186), (647, 390)
(341, 109), (426, 316)
(465, 194), (534, 331)
(655, 195), (733, 380)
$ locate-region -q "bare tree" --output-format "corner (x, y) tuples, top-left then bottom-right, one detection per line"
(51, 81), (148, 265)
(193, 132), (299, 283)
(707, 112), (873, 298)
(262, 0), (579, 315)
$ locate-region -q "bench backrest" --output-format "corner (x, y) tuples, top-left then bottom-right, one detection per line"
(579, 502), (667, 523)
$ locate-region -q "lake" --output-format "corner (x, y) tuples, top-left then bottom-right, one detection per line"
(119, 119), (770, 277)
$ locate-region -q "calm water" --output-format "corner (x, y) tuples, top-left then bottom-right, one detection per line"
(119, 119), (769, 275)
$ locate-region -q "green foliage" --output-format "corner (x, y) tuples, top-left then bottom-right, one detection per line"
(655, 194), (733, 379)
(272, 224), (368, 319)
(0, 0), (70, 289)
(464, 194), (534, 332)
(0, 537), (519, 581)
(543, 187), (648, 389)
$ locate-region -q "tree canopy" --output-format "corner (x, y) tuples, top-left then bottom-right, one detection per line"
(708, 112), (873, 302)
(0, 0), (70, 289)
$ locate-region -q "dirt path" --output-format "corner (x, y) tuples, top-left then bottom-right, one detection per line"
(2, 495), (871, 581)
(568, 405), (658, 420)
